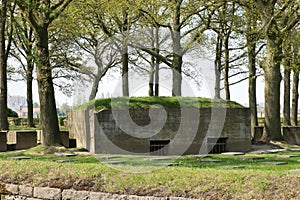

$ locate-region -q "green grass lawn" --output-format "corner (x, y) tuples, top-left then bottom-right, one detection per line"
(77, 96), (244, 111)
(0, 146), (300, 199)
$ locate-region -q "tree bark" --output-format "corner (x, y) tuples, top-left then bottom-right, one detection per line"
(283, 68), (291, 125)
(154, 26), (160, 96)
(224, 35), (230, 100)
(148, 27), (155, 96)
(26, 62), (35, 127)
(291, 70), (299, 126)
(89, 74), (101, 101)
(247, 39), (258, 139)
(35, 27), (60, 146)
(214, 35), (222, 99)
(172, 0), (182, 97)
(262, 39), (283, 141)
(121, 45), (129, 96)
(0, 0), (8, 130)
(149, 56), (155, 96)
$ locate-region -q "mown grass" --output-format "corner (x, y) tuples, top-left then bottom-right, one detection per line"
(77, 96), (244, 111)
(0, 146), (300, 199)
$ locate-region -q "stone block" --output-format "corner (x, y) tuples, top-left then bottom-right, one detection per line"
(5, 184), (18, 195)
(283, 126), (300, 145)
(252, 126), (264, 144)
(59, 131), (69, 148)
(0, 131), (7, 152)
(19, 185), (33, 197)
(34, 187), (61, 200)
(89, 192), (111, 199)
(7, 131), (37, 150)
(62, 189), (90, 200)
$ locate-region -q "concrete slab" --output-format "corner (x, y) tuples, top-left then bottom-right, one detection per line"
(97, 156), (121, 160)
(190, 155), (212, 159)
(240, 156), (264, 161)
(288, 169), (300, 173)
(287, 148), (300, 151)
(260, 161), (288, 165)
(198, 159), (222, 163)
(102, 161), (125, 165)
(54, 153), (77, 157)
(146, 157), (173, 161)
(55, 160), (74, 163)
(221, 152), (245, 156)
(219, 165), (245, 169)
(152, 163), (181, 166)
(276, 155), (300, 158)
(10, 156), (31, 160)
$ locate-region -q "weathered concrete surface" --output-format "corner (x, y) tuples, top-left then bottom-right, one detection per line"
(7, 131), (37, 150)
(0, 131), (7, 152)
(33, 187), (61, 200)
(283, 126), (300, 145)
(68, 108), (251, 154)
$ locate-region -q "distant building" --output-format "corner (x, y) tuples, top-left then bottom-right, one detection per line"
(18, 107), (40, 118)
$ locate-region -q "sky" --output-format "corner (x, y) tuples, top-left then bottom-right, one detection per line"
(7, 59), (267, 108)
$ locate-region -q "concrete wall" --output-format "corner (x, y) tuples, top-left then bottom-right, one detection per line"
(283, 126), (300, 145)
(7, 131), (37, 150)
(0, 131), (7, 152)
(68, 108), (251, 154)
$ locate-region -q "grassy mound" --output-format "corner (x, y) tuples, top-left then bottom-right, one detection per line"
(78, 96), (244, 111)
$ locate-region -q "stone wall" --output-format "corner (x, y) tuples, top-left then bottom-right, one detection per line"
(0, 131), (7, 152)
(1, 184), (196, 200)
(7, 131), (37, 150)
(283, 126), (300, 145)
(68, 107), (251, 154)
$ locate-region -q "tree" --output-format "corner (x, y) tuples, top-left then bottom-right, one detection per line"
(16, 0), (73, 146)
(139, 0), (214, 96)
(0, 0), (14, 130)
(252, 0), (300, 141)
(245, 6), (261, 138)
(282, 37), (292, 126)
(291, 28), (300, 125)
(10, 10), (35, 127)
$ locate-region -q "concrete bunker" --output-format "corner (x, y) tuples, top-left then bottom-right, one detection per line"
(68, 104), (251, 155)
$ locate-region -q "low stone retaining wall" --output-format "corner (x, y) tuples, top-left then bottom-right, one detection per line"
(0, 131), (7, 152)
(1, 183), (195, 200)
(7, 131), (37, 150)
(283, 126), (300, 145)
(37, 131), (70, 148)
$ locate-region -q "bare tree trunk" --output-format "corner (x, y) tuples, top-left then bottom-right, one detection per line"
(291, 70), (299, 126)
(0, 0), (8, 130)
(214, 35), (222, 99)
(262, 39), (283, 142)
(171, 0), (182, 97)
(35, 27), (60, 146)
(224, 35), (230, 100)
(246, 6), (259, 139)
(148, 27), (155, 96)
(26, 62), (35, 127)
(154, 26), (159, 96)
(89, 74), (101, 101)
(247, 40), (258, 138)
(121, 45), (129, 96)
(283, 68), (291, 125)
(149, 56), (155, 96)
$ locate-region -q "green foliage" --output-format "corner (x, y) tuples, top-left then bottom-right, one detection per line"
(77, 96), (244, 111)
(7, 108), (18, 118)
